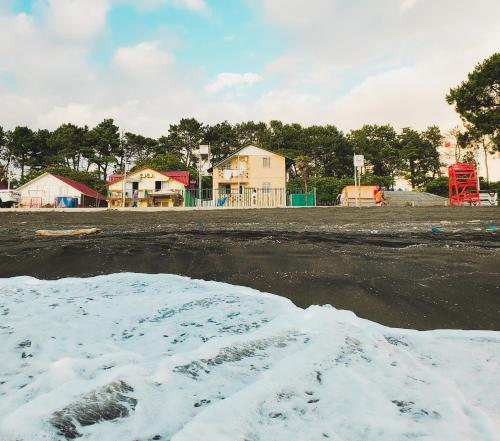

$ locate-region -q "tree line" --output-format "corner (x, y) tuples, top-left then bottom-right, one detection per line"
(0, 119), (445, 189)
(0, 53), (497, 196)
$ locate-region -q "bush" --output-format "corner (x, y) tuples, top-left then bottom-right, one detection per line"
(287, 175), (394, 205)
(423, 177), (449, 197)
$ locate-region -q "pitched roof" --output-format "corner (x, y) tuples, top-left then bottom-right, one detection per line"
(54, 175), (107, 200)
(212, 145), (292, 169)
(158, 171), (190, 186)
(106, 168), (189, 187)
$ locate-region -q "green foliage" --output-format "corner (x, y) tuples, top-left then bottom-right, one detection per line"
(348, 124), (401, 177)
(479, 178), (500, 194)
(123, 132), (159, 164)
(87, 119), (121, 180)
(399, 127), (441, 189)
(204, 121), (238, 162)
(423, 177), (449, 197)
(49, 123), (90, 170)
(287, 175), (393, 205)
(132, 154), (189, 173)
(165, 118), (205, 167)
(446, 53), (500, 150)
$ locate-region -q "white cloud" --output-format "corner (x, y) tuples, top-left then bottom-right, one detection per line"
(1, 0), (500, 138)
(205, 72), (262, 94)
(113, 41), (174, 78)
(42, 0), (109, 40)
(117, 0), (207, 13)
(256, 0), (500, 130)
(400, 0), (419, 12)
(332, 63), (461, 131)
(172, 0), (207, 12)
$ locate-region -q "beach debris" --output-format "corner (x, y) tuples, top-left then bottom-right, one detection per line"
(431, 227), (442, 233)
(486, 224), (497, 231)
(35, 228), (101, 237)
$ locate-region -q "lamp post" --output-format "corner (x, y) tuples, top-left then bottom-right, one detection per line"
(353, 154), (364, 207)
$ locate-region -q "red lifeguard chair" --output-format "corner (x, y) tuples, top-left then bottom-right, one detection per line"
(448, 163), (480, 206)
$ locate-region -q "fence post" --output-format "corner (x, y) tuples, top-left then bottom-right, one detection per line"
(313, 187), (317, 207)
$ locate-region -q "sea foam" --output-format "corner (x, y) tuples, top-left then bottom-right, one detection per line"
(0, 273), (499, 440)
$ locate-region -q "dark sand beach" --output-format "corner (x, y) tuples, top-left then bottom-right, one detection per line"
(1, 206), (499, 330)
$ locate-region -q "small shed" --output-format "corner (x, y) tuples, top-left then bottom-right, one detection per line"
(17, 173), (107, 208)
(339, 185), (377, 207)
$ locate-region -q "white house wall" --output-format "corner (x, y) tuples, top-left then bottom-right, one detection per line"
(19, 174), (81, 206)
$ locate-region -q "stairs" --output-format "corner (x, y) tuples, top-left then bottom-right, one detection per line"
(384, 191), (448, 207)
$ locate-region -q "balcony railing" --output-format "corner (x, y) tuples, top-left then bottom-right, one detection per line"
(217, 169), (249, 181)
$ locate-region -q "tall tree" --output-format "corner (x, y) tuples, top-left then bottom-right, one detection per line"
(421, 126), (443, 177)
(123, 132), (158, 165)
(348, 124), (401, 178)
(303, 125), (352, 178)
(234, 121), (269, 148)
(294, 155), (312, 194)
(446, 53), (500, 151)
(30, 129), (54, 170)
(7, 126), (35, 179)
(87, 119), (120, 181)
(132, 154), (189, 173)
(0, 126), (7, 180)
(49, 123), (89, 171)
(166, 118), (205, 167)
(204, 121), (238, 162)
(399, 128), (440, 189)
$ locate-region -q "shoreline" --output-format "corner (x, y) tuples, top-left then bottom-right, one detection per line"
(1, 207), (499, 331)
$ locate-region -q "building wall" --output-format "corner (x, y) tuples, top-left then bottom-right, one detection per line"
(213, 148), (286, 192)
(18, 174), (81, 207)
(108, 168), (185, 207)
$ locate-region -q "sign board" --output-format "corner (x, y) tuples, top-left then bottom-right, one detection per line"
(199, 145), (210, 156)
(353, 154), (364, 167)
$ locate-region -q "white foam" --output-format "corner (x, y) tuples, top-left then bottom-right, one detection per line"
(0, 273), (499, 440)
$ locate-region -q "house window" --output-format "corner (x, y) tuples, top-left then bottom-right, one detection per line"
(155, 181), (162, 191)
(262, 182), (271, 193)
(263, 157), (271, 168)
(132, 182), (139, 191)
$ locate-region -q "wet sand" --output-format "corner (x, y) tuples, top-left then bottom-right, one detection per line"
(0, 207), (499, 330)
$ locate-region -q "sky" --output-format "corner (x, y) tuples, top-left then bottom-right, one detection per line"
(0, 0), (499, 136)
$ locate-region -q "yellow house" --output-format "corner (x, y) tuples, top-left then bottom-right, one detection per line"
(107, 168), (189, 207)
(211, 146), (289, 207)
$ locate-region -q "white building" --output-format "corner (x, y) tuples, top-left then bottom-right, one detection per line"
(17, 172), (107, 208)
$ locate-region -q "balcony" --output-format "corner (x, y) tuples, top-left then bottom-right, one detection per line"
(108, 190), (149, 199)
(217, 169), (249, 182)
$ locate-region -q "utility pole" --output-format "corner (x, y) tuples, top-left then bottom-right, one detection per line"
(121, 130), (127, 208)
(198, 145), (210, 206)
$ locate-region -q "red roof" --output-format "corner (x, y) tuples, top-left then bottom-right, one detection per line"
(54, 175), (107, 200)
(159, 171), (190, 186)
(106, 170), (190, 187)
(108, 174), (125, 183)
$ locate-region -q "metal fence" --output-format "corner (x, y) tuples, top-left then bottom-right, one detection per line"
(185, 188), (316, 208)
